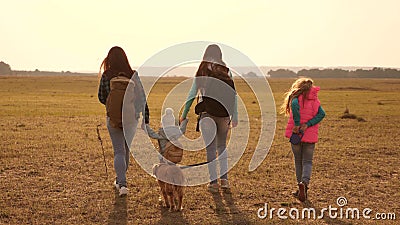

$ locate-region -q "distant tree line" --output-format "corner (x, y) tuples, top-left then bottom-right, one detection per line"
(0, 61), (12, 75)
(267, 69), (297, 78)
(268, 67), (400, 78)
(2, 59), (399, 78)
(0, 60), (95, 76)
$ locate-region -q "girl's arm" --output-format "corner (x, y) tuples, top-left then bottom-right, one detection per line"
(306, 106), (326, 126)
(292, 97), (325, 127)
(98, 75), (110, 105)
(132, 72), (150, 124)
(233, 95), (238, 122)
(179, 118), (189, 134)
(291, 98), (301, 126)
(231, 71), (238, 123)
(181, 79), (197, 119)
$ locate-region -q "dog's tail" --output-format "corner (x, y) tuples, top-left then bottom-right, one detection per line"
(152, 164), (159, 177)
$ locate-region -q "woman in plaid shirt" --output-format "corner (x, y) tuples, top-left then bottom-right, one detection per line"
(98, 46), (149, 196)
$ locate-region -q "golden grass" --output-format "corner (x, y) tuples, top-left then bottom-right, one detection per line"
(0, 76), (399, 224)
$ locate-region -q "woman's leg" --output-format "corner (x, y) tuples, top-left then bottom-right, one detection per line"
(200, 113), (218, 184)
(107, 118), (128, 187)
(301, 143), (315, 185)
(291, 143), (303, 184)
(215, 117), (230, 180)
(124, 140), (130, 172)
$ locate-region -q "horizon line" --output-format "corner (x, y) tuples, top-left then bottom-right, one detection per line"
(8, 65), (400, 74)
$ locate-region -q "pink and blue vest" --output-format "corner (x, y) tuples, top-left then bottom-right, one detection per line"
(285, 86), (321, 143)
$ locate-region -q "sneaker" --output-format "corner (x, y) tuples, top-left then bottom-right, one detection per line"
(298, 182), (306, 202)
(207, 183), (219, 193)
(119, 186), (128, 196)
(220, 179), (230, 189)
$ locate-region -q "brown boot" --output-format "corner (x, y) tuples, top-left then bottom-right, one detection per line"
(298, 182), (306, 202)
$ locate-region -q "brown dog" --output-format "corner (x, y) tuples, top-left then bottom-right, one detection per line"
(153, 163), (185, 211)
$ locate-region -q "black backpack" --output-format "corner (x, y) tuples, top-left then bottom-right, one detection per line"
(195, 65), (236, 117)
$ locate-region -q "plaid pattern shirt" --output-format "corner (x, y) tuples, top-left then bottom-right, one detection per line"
(98, 72), (150, 123)
(98, 74), (110, 105)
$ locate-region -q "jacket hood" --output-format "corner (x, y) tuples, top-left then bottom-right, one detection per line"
(158, 126), (183, 141)
(307, 86), (320, 100)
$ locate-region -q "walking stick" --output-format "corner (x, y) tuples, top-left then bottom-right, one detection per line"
(96, 124), (108, 178)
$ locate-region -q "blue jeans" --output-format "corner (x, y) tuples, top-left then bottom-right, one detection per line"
(200, 113), (230, 184)
(291, 142), (315, 185)
(107, 117), (130, 187)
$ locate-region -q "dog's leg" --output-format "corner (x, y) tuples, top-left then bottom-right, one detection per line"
(159, 181), (170, 208)
(167, 185), (175, 212)
(162, 190), (170, 208)
(168, 194), (175, 212)
(176, 186), (183, 211)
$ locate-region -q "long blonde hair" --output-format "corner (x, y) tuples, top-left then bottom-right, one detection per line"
(280, 77), (314, 116)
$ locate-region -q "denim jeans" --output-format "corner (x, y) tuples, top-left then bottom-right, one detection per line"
(291, 142), (315, 185)
(107, 117), (130, 187)
(200, 113), (230, 184)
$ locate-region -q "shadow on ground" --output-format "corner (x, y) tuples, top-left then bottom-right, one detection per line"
(211, 190), (253, 224)
(107, 192), (128, 225)
(154, 204), (189, 225)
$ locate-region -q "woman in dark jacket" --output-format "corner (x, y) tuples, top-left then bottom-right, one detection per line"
(180, 44), (238, 192)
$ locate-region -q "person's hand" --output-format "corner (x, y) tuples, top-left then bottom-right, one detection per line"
(300, 123), (308, 132)
(179, 117), (186, 125)
(231, 121), (238, 128)
(292, 126), (300, 134)
(141, 120), (146, 130)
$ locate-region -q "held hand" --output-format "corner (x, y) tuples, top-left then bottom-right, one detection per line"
(292, 126), (300, 134)
(179, 117), (186, 125)
(231, 121), (238, 128)
(141, 120), (146, 130)
(300, 123), (308, 132)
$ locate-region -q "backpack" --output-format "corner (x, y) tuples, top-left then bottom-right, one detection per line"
(194, 65), (236, 117)
(106, 72), (134, 128)
(162, 141), (183, 164)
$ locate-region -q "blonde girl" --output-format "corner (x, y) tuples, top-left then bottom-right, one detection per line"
(281, 77), (325, 202)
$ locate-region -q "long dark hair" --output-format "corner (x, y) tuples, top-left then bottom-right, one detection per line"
(99, 46), (133, 79)
(196, 44), (230, 87)
(202, 44), (225, 66)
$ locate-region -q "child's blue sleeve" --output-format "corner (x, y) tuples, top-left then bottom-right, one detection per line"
(306, 106), (326, 126)
(291, 98), (300, 126)
(145, 124), (165, 139)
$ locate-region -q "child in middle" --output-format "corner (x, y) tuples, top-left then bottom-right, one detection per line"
(145, 108), (188, 163)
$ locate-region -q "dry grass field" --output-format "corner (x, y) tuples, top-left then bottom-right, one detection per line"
(0, 75), (399, 224)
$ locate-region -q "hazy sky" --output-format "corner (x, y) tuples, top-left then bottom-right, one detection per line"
(1, 0), (399, 72)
